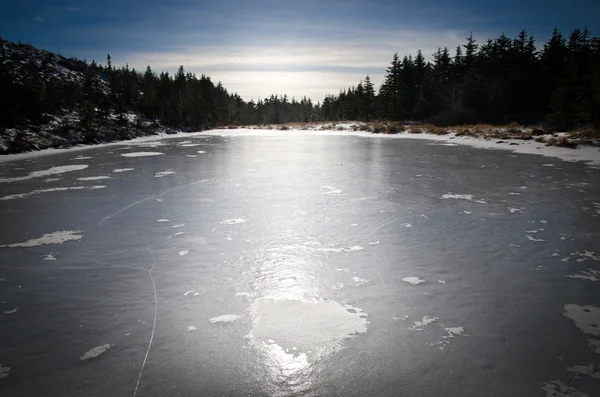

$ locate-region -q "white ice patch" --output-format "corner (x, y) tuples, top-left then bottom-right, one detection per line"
(3, 308), (18, 315)
(178, 250), (189, 256)
(121, 152), (164, 157)
(188, 326), (197, 331)
(172, 224), (185, 229)
(221, 218), (246, 225)
(72, 156), (92, 160)
(0, 164), (89, 183)
(462, 211), (472, 214)
(155, 170), (175, 178)
(186, 155), (197, 158)
(402, 223), (413, 228)
(589, 339), (600, 354)
(44, 178), (61, 182)
(180, 143), (201, 147)
(508, 192), (521, 195)
(403, 277), (425, 285)
(209, 314), (241, 323)
(526, 235), (546, 242)
(0, 230), (82, 247)
(184, 291), (200, 296)
(321, 186), (342, 195)
(42, 253), (56, 261)
(438, 280), (446, 284)
(0, 185), (106, 201)
(566, 269), (599, 282)
(409, 316), (439, 330)
(170, 232), (185, 238)
(235, 292), (252, 297)
(197, 150), (206, 154)
(0, 365), (10, 379)
(542, 381), (588, 397)
(540, 220), (548, 223)
(246, 299), (368, 361)
(112, 168), (134, 173)
(157, 219), (169, 222)
(78, 176), (110, 181)
(567, 364), (600, 379)
(441, 194), (473, 201)
(508, 207), (525, 214)
(563, 304), (600, 337)
(368, 241), (380, 245)
(542, 164), (555, 167)
(350, 223), (358, 227)
(352, 277), (368, 286)
(79, 344), (111, 360)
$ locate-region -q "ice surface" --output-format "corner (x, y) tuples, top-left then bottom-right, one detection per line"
(157, 219), (169, 222)
(566, 269), (599, 282)
(172, 224), (185, 229)
(112, 168), (134, 173)
(3, 308), (18, 315)
(0, 230), (82, 247)
(79, 344), (111, 360)
(589, 339), (600, 353)
(526, 235), (546, 242)
(321, 186), (342, 195)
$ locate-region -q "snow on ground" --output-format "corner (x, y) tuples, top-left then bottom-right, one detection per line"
(1, 126), (598, 168)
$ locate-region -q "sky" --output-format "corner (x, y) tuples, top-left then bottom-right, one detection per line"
(1, 0), (599, 102)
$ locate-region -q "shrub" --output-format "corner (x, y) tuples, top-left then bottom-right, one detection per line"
(279, 125), (289, 131)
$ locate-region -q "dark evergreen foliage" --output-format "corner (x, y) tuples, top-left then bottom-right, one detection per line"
(0, 26), (598, 136)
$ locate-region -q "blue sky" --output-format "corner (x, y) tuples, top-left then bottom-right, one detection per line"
(1, 0), (599, 101)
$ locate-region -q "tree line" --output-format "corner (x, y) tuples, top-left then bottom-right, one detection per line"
(1, 26), (599, 134)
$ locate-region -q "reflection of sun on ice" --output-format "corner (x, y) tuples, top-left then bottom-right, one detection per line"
(246, 298), (369, 395)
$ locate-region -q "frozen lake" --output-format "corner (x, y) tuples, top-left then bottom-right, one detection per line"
(0, 131), (599, 396)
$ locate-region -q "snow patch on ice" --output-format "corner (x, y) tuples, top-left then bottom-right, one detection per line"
(188, 325), (197, 331)
(567, 364), (600, 379)
(3, 308), (18, 315)
(155, 170), (175, 178)
(368, 241), (380, 245)
(352, 277), (368, 286)
(0, 364), (10, 379)
(121, 152), (164, 157)
(197, 150), (206, 154)
(80, 344), (111, 360)
(172, 224), (185, 229)
(542, 381), (588, 397)
(112, 168), (134, 173)
(157, 219), (169, 222)
(178, 250), (189, 256)
(508, 207), (525, 214)
(170, 232), (185, 238)
(42, 253), (56, 261)
(589, 339), (600, 354)
(566, 269), (599, 282)
(0, 185), (106, 200)
(0, 164), (89, 183)
(209, 314), (241, 323)
(318, 245), (364, 253)
(321, 186), (342, 195)
(563, 304), (600, 337)
(438, 280), (446, 284)
(221, 218), (246, 225)
(441, 194), (473, 201)
(0, 230), (82, 247)
(78, 176), (110, 181)
(409, 316), (439, 330)
(72, 156), (92, 160)
(402, 223), (413, 228)
(525, 235), (546, 242)
(403, 277), (425, 285)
